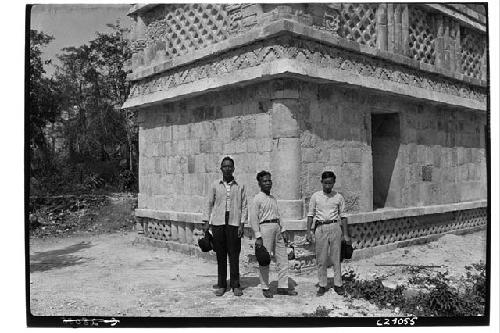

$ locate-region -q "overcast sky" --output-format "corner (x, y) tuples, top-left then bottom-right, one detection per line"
(30, 4), (133, 76)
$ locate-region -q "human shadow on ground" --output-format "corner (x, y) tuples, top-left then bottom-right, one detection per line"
(240, 276), (298, 290)
(30, 241), (93, 273)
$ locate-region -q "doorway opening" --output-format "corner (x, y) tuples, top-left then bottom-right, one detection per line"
(371, 113), (400, 209)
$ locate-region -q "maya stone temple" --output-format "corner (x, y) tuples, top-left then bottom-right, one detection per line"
(122, 3), (488, 267)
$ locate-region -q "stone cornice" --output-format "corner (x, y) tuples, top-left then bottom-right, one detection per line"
(126, 19), (487, 89)
(122, 30), (487, 111)
(424, 3), (487, 31)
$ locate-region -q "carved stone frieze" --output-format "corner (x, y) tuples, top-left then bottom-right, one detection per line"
(128, 36), (486, 104)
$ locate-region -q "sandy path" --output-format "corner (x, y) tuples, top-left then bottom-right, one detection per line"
(29, 229), (486, 317)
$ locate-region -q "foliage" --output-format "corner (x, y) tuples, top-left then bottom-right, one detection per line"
(29, 30), (63, 175)
(303, 306), (332, 317)
(342, 265), (486, 317)
(29, 22), (137, 195)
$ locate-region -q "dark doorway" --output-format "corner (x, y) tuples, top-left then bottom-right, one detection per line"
(371, 113), (400, 209)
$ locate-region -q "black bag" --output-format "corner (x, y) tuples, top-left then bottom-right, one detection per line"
(340, 240), (353, 260)
(198, 230), (214, 252)
(255, 245), (271, 266)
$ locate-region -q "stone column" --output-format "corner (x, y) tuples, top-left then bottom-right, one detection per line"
(449, 21), (457, 73)
(435, 16), (444, 68)
(401, 5), (409, 57)
(376, 4), (387, 51)
(455, 24), (462, 74)
(394, 4), (402, 54)
(387, 4), (394, 53)
(443, 17), (451, 71)
(270, 91), (303, 221)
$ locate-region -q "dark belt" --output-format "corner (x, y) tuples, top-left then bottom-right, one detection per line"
(261, 219), (279, 224)
(316, 220), (336, 225)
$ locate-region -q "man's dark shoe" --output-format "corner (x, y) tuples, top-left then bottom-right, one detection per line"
(262, 289), (273, 298)
(277, 288), (298, 296)
(214, 288), (226, 296)
(233, 287), (243, 297)
(333, 285), (345, 295)
(316, 286), (327, 297)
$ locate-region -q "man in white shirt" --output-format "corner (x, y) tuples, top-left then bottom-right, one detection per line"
(306, 171), (351, 296)
(250, 171), (298, 298)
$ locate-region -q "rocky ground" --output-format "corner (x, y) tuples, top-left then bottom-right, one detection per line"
(29, 195), (487, 318)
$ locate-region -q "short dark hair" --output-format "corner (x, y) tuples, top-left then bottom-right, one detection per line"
(256, 170), (271, 182)
(321, 171), (336, 181)
(221, 156), (234, 167)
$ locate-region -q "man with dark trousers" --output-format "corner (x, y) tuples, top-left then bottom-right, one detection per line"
(202, 156), (247, 297)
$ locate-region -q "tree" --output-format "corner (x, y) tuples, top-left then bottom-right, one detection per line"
(29, 29), (62, 175)
(52, 21), (137, 190)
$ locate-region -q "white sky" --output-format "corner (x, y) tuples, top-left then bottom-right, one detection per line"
(30, 4), (133, 76)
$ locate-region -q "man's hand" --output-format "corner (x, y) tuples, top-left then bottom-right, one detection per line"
(343, 234), (351, 243)
(238, 225), (244, 238)
(255, 237), (263, 248)
(202, 220), (209, 232)
(305, 230), (314, 243)
(281, 230), (290, 244)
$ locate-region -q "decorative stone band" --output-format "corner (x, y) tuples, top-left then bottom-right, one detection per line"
(123, 21), (486, 111)
(135, 202), (487, 267)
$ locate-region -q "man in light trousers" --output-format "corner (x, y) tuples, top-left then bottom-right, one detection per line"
(306, 171), (351, 296)
(250, 171), (297, 298)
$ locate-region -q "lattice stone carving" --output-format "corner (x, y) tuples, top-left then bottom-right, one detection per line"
(408, 6), (436, 65)
(145, 4), (230, 60)
(338, 3), (378, 48)
(128, 37), (487, 103)
(349, 207), (486, 249)
(460, 27), (485, 79)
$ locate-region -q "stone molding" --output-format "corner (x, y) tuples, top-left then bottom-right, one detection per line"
(424, 4), (486, 31)
(123, 56), (486, 112)
(136, 199), (487, 229)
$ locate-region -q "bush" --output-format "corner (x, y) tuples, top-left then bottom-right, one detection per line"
(342, 264), (486, 317)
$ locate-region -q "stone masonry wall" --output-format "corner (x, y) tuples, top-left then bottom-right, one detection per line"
(137, 83), (273, 213)
(137, 78), (486, 216)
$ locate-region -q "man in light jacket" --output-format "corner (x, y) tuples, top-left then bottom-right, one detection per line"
(202, 156), (248, 297)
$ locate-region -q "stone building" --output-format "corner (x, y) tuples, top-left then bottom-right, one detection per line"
(122, 3), (488, 263)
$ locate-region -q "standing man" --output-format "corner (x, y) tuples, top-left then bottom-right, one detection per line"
(202, 156), (247, 297)
(306, 171), (351, 296)
(250, 171), (298, 298)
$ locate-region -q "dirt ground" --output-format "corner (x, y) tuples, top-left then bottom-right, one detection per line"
(29, 227), (487, 317)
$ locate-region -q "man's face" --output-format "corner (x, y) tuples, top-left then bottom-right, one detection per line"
(220, 159), (235, 177)
(258, 174), (272, 192)
(321, 177), (335, 193)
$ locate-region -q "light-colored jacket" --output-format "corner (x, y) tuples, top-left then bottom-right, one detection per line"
(202, 179), (248, 227)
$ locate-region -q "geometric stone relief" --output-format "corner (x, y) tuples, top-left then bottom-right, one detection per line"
(409, 6), (437, 65)
(128, 36), (487, 103)
(339, 3), (378, 48)
(143, 4), (231, 60)
(311, 3), (378, 48)
(348, 207), (487, 249)
(460, 26), (486, 80)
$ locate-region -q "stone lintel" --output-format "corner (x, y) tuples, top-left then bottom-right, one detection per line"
(126, 19), (487, 89)
(136, 199), (487, 230)
(423, 4), (486, 32)
(122, 59), (486, 112)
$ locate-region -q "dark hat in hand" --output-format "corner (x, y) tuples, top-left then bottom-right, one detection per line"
(198, 230), (214, 252)
(255, 244), (271, 266)
(340, 240), (353, 260)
